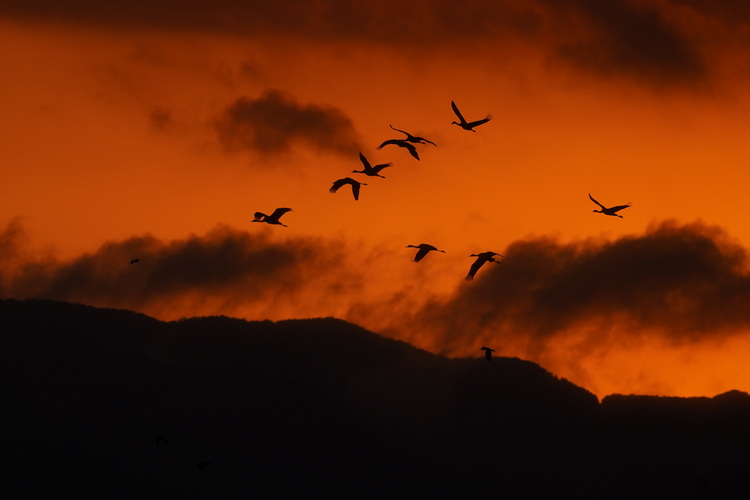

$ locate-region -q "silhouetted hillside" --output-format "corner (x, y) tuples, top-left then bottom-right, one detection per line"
(3, 299), (750, 498)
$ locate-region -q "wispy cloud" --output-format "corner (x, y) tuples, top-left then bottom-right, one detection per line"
(215, 90), (362, 157)
(0, 217), (26, 263)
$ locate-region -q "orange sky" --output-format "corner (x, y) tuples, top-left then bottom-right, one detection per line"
(3, 1), (750, 398)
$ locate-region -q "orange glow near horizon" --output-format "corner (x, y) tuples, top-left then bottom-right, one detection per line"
(4, 6), (750, 399)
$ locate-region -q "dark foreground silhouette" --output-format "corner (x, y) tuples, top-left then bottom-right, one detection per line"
(4, 299), (750, 498)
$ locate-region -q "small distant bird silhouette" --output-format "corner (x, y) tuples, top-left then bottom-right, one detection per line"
(253, 207), (292, 227)
(330, 177), (367, 200)
(480, 346), (495, 361)
(451, 100), (492, 131)
(353, 152), (392, 178)
(130, 258), (140, 264)
(588, 193), (631, 218)
(406, 243), (445, 262)
(466, 251), (503, 281)
(389, 125), (437, 147)
(155, 436), (170, 447)
(377, 139), (420, 160)
(196, 462), (212, 470)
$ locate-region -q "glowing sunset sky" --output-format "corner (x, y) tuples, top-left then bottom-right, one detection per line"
(3, 0), (750, 397)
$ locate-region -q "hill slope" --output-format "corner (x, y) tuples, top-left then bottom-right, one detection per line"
(3, 299), (750, 497)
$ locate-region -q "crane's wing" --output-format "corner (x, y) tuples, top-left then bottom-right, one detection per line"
(389, 124), (408, 137)
(451, 100), (466, 124)
(270, 207), (292, 219)
(351, 181), (361, 200)
(413, 247), (429, 262)
(377, 139), (400, 149)
(465, 257), (485, 281)
(358, 152), (371, 169)
(588, 193), (605, 209)
(467, 114), (492, 128)
(372, 162), (392, 173)
(404, 142), (420, 160)
(610, 203), (631, 213)
(329, 178), (347, 193)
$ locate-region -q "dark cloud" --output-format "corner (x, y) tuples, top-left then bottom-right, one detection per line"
(401, 221), (750, 356)
(2, 0), (733, 89)
(0, 0), (534, 41)
(550, 0), (707, 87)
(674, 0), (750, 26)
(0, 223), (362, 317)
(215, 90), (362, 157)
(6, 218), (750, 364)
(149, 107), (173, 130)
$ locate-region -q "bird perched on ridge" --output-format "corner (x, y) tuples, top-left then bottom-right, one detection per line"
(451, 100), (492, 131)
(252, 207), (292, 227)
(352, 152), (392, 178)
(330, 177), (367, 200)
(377, 139), (420, 160)
(480, 346), (495, 361)
(465, 251), (503, 281)
(389, 125), (437, 147)
(588, 193), (631, 218)
(406, 243), (445, 262)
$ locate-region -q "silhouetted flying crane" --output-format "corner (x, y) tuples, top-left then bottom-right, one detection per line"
(353, 152), (392, 178)
(330, 177), (367, 200)
(465, 251), (502, 281)
(389, 125), (437, 147)
(253, 207), (292, 227)
(480, 346), (495, 361)
(588, 193), (631, 218)
(377, 139), (420, 160)
(451, 100), (492, 131)
(406, 243), (445, 262)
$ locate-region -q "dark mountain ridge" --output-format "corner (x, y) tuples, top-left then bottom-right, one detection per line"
(3, 299), (750, 498)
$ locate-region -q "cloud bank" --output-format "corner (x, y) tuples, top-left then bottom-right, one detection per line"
(4, 219), (750, 357)
(397, 221), (750, 358)
(0, 223), (363, 319)
(3, 0), (742, 89)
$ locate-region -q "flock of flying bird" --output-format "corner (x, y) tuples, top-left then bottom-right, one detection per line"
(252, 100), (632, 283)
(143, 100), (632, 464)
(145, 99), (634, 468)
